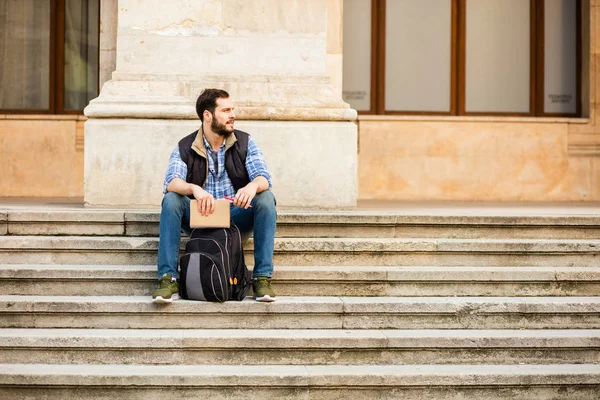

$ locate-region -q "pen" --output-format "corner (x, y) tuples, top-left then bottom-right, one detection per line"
(223, 196), (252, 208)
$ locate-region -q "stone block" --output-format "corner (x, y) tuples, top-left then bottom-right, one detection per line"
(7, 211), (125, 236)
(124, 211), (160, 236)
(118, 0), (222, 36)
(85, 119), (357, 208)
(117, 35), (326, 76)
(222, 0), (327, 35)
(5, 264), (600, 297)
(181, 329), (387, 349)
(0, 211), (6, 235)
(4, 329), (600, 366)
(0, 296), (344, 329)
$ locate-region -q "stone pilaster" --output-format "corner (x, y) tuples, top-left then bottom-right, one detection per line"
(84, 0), (357, 207)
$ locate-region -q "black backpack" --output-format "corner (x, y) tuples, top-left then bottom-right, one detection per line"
(179, 225), (251, 302)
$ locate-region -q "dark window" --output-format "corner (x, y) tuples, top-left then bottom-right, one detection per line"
(0, 0), (100, 114)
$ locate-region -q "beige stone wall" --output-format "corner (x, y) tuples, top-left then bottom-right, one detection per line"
(358, 118), (599, 201)
(357, 2), (600, 202)
(0, 116), (84, 198)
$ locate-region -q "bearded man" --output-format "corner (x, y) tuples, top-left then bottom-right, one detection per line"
(152, 88), (277, 303)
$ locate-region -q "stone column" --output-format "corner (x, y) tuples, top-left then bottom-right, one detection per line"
(84, 0), (357, 208)
(98, 0), (118, 90)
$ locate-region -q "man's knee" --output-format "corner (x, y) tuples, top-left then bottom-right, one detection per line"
(253, 190), (276, 211)
(162, 192), (186, 214)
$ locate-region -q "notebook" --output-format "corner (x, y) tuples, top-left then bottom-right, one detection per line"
(190, 199), (231, 228)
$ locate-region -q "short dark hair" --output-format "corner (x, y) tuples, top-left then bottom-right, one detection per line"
(195, 88), (230, 121)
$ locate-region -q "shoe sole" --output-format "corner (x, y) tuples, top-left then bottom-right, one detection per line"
(152, 293), (179, 304)
(254, 294), (276, 302)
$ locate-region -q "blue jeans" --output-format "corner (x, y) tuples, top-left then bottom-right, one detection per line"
(157, 190), (277, 280)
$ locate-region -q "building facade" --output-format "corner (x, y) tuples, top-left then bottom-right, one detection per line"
(1, 0), (598, 205)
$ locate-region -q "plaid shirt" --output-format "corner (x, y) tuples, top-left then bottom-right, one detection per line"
(163, 134), (272, 199)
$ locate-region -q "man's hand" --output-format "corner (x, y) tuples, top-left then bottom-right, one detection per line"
(233, 182), (259, 209)
(192, 186), (215, 216)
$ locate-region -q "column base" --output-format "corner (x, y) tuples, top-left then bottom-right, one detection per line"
(84, 119), (357, 208)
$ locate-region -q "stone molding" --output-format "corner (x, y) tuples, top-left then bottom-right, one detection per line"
(85, 74), (357, 121)
(568, 142), (600, 156)
(568, 131), (600, 156)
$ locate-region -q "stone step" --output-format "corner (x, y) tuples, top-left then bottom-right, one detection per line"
(2, 209), (599, 239)
(0, 236), (599, 266)
(0, 328), (598, 365)
(2, 264), (600, 297)
(1, 295), (599, 329)
(1, 364), (599, 399)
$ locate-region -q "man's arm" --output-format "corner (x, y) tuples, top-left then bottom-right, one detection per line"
(167, 178), (215, 216)
(232, 137), (272, 209)
(164, 147), (215, 216)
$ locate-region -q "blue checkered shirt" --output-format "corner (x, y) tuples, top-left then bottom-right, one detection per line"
(163, 134), (272, 199)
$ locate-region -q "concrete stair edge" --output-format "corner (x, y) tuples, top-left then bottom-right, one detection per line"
(2, 264), (600, 280)
(1, 363), (600, 387)
(3, 208), (600, 224)
(2, 295), (600, 313)
(2, 236), (600, 252)
(1, 328), (599, 348)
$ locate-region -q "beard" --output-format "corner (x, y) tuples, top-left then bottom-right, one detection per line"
(211, 118), (234, 137)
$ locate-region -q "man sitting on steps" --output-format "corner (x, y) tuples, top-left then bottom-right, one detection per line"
(152, 88), (277, 303)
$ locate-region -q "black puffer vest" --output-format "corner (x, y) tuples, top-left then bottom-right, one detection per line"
(178, 129), (250, 194)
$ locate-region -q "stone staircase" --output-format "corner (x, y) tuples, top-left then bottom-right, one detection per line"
(0, 207), (599, 399)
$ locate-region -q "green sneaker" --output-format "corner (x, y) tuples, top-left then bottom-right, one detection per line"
(152, 273), (179, 303)
(253, 277), (276, 302)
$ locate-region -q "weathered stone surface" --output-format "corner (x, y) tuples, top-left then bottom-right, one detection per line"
(0, 211), (6, 235)
(340, 296), (600, 314)
(277, 213), (398, 225)
(0, 387), (310, 400)
(118, 0), (222, 37)
(435, 238), (600, 253)
(393, 215), (600, 226)
(0, 264), (155, 280)
(269, 238), (438, 252)
(2, 363), (599, 387)
(85, 0), (357, 208)
(3, 265), (600, 297)
(124, 212), (160, 236)
(305, 364), (600, 386)
(3, 328), (598, 349)
(0, 236), (159, 250)
(222, 0), (327, 35)
(4, 209), (599, 239)
(8, 209), (125, 236)
(1, 329), (599, 366)
(117, 36), (327, 76)
(1, 296), (599, 330)
(8, 222), (124, 236)
(84, 120), (357, 208)
(8, 211), (124, 222)
(268, 238), (600, 254)
(1, 236), (599, 266)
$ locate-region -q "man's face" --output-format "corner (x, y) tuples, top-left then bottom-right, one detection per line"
(207, 97), (235, 137)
